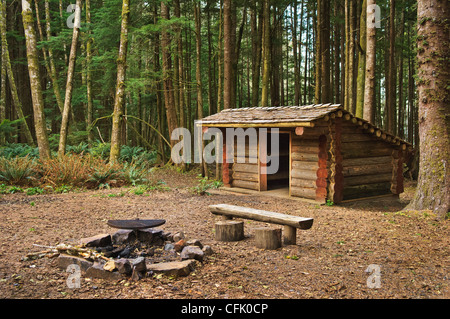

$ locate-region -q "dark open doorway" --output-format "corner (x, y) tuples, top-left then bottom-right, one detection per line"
(267, 132), (290, 190)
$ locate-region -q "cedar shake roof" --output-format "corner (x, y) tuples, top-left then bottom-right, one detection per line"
(199, 103), (413, 149)
(201, 104), (341, 125)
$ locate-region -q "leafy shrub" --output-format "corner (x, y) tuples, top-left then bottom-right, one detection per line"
(0, 156), (37, 186)
(86, 165), (123, 189)
(122, 162), (149, 186)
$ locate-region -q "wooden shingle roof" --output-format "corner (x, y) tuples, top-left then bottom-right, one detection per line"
(200, 103), (413, 150)
(200, 104), (340, 126)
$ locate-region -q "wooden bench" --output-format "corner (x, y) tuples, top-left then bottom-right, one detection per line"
(209, 204), (313, 245)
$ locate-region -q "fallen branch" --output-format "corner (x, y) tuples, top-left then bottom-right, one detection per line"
(24, 243), (110, 262)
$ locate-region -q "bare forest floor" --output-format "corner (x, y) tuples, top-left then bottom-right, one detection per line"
(0, 167), (448, 300)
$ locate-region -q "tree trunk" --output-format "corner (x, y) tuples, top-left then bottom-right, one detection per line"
(386, 0), (396, 134)
(86, 0), (93, 145)
(223, 0), (233, 109)
(58, 0), (81, 158)
(110, 0), (130, 163)
(320, 0), (331, 103)
(160, 1), (178, 148)
(0, 0), (5, 145)
(21, 0), (50, 158)
(194, 2), (208, 177)
(251, 2), (262, 107)
(363, 0), (376, 123)
(261, 0), (270, 107)
(406, 0), (449, 219)
(355, 0), (367, 118)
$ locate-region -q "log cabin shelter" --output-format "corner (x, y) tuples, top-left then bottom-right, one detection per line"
(199, 104), (413, 204)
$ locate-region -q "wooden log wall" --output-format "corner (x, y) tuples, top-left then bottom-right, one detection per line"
(340, 123), (397, 200)
(231, 140), (260, 191)
(290, 129), (327, 202)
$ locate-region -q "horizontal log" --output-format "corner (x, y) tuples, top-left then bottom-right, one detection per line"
(233, 156), (258, 164)
(231, 179), (259, 191)
(291, 145), (320, 154)
(292, 160), (319, 171)
(342, 156), (392, 166)
(291, 168), (318, 180)
(342, 163), (393, 176)
(342, 147), (394, 159)
(342, 141), (391, 150)
(233, 163), (259, 173)
(209, 204), (314, 230)
(290, 186), (317, 200)
(341, 133), (378, 142)
(291, 152), (318, 162)
(232, 171), (259, 182)
(291, 178), (317, 189)
(343, 173), (393, 187)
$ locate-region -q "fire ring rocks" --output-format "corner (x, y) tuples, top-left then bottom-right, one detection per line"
(55, 228), (213, 282)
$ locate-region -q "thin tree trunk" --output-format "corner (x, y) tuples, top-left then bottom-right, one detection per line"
(223, 0), (233, 109)
(355, 0), (367, 118)
(217, 0), (223, 112)
(21, 0), (50, 158)
(160, 1), (178, 148)
(251, 1), (262, 107)
(407, 0), (449, 219)
(86, 0), (93, 145)
(58, 0), (82, 158)
(363, 0), (376, 123)
(0, 0), (6, 144)
(194, 2), (208, 177)
(386, 0), (396, 133)
(110, 0), (130, 163)
(261, 0), (270, 107)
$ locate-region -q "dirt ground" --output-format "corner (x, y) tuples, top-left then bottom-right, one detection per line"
(0, 167), (448, 300)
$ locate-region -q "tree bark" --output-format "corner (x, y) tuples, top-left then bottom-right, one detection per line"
(86, 0), (93, 145)
(21, 0), (50, 158)
(223, 0), (233, 109)
(261, 0), (270, 107)
(160, 1), (178, 148)
(355, 0), (367, 119)
(386, 0), (396, 134)
(406, 0), (449, 219)
(58, 0), (82, 158)
(110, 0), (130, 163)
(363, 0), (376, 123)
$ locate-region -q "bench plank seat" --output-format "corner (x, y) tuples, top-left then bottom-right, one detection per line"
(209, 204), (314, 230)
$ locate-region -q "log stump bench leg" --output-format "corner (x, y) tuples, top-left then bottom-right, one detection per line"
(215, 220), (244, 242)
(283, 225), (297, 245)
(255, 227), (282, 250)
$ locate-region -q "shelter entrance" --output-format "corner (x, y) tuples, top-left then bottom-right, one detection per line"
(265, 132), (290, 191)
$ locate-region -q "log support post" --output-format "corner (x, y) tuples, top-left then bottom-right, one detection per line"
(222, 129), (233, 187)
(283, 225), (297, 245)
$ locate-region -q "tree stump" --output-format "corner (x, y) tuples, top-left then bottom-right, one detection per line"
(254, 227), (282, 250)
(215, 220), (244, 242)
